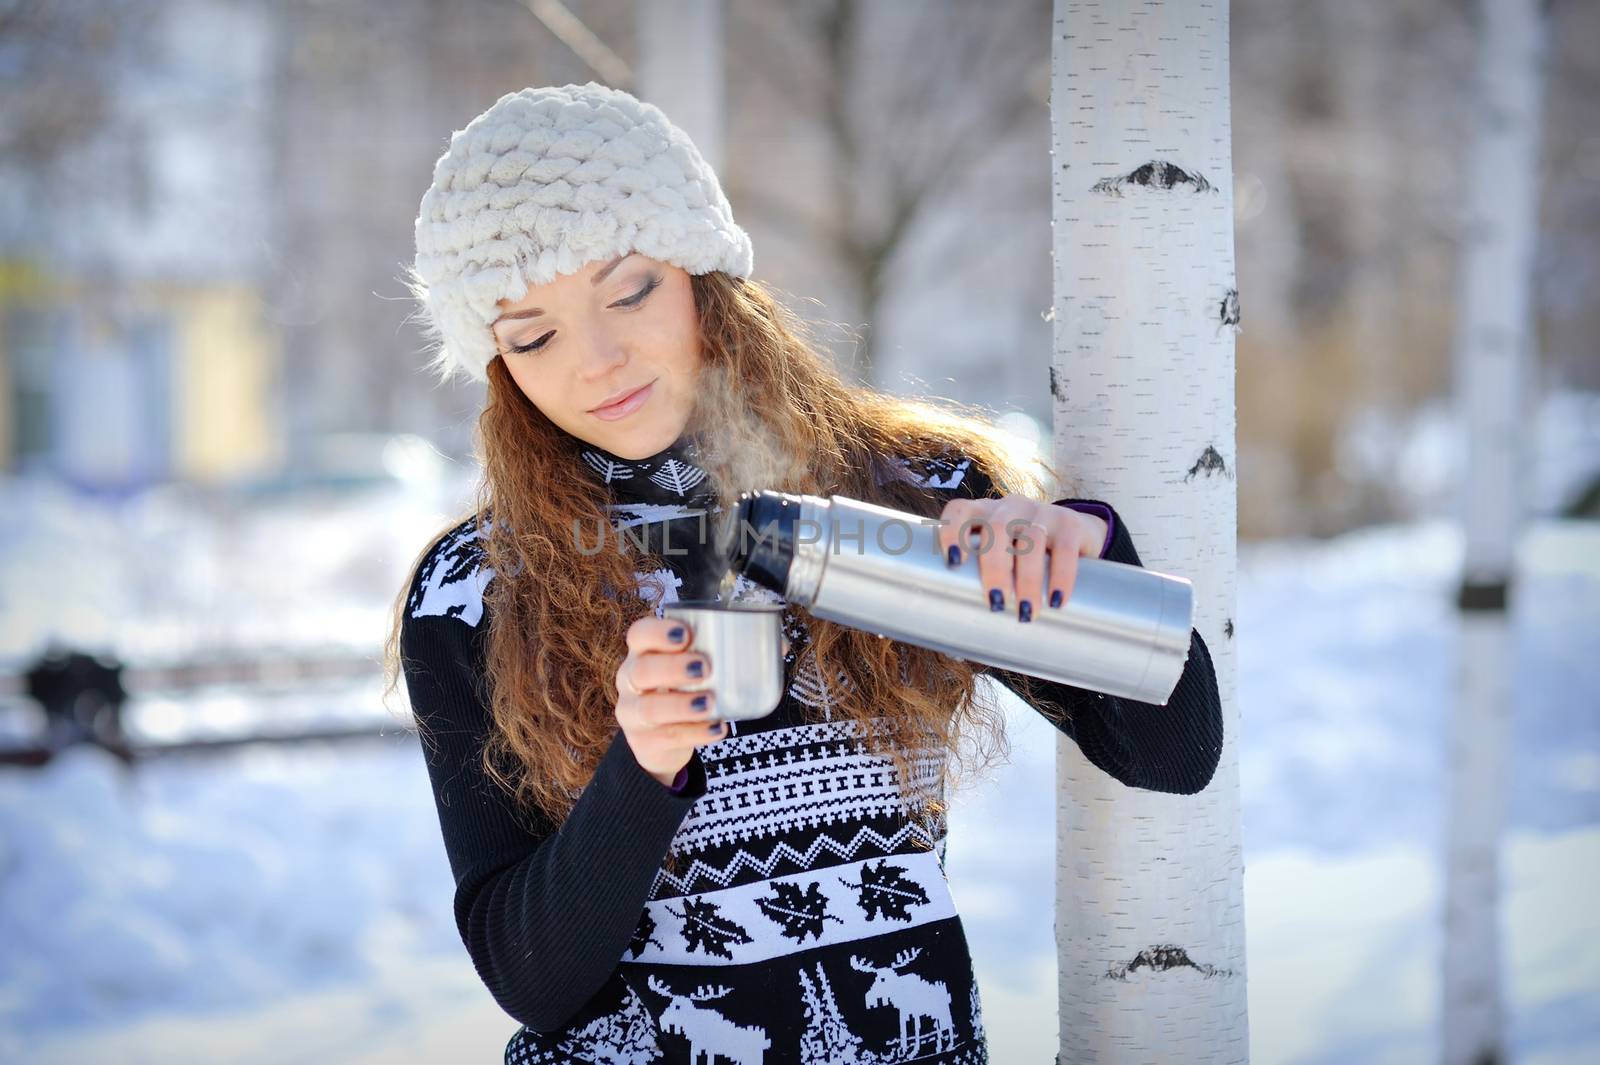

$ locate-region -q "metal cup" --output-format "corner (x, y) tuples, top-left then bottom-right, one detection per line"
(660, 600), (786, 721)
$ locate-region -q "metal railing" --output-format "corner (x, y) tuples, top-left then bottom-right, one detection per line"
(0, 645), (414, 767)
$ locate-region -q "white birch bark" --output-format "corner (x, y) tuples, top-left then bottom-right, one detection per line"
(636, 0), (726, 174)
(1442, 1), (1547, 1063)
(1049, 1), (1248, 1060)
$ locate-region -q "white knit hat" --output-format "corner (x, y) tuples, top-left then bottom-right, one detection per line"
(409, 81), (755, 385)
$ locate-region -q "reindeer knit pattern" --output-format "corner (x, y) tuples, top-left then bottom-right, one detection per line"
(400, 434), (1224, 1064)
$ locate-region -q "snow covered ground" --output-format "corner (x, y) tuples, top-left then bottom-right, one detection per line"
(0, 478), (1595, 1064)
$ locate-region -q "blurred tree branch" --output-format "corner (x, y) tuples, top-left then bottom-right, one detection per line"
(725, 0), (1050, 382)
(0, 0), (157, 179)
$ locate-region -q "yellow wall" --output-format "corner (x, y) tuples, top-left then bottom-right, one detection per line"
(164, 283), (281, 481)
(0, 266), (281, 482)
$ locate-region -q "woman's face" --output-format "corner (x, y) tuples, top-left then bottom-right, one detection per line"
(490, 253), (703, 458)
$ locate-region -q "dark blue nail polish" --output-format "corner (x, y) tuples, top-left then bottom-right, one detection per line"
(708, 721), (724, 735)
(989, 588), (1004, 612)
(668, 626), (686, 643)
(1050, 589), (1063, 609)
(687, 659), (704, 678)
(1019, 600), (1032, 623)
(692, 694), (709, 711)
(947, 545), (961, 567)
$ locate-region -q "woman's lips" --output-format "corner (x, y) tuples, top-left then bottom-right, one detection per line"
(590, 380), (655, 421)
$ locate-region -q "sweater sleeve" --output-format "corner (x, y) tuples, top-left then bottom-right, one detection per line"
(923, 455), (1224, 796)
(400, 587), (708, 1033)
(1058, 500), (1116, 558)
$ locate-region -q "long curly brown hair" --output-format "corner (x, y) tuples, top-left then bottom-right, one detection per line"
(382, 271), (1078, 851)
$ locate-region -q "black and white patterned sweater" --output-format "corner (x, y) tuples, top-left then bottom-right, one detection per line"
(398, 435), (1223, 1065)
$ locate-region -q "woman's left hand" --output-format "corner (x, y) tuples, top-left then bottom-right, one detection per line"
(934, 496), (1108, 622)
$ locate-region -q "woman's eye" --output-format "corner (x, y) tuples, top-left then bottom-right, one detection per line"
(509, 277), (659, 354)
(616, 275), (662, 308)
(511, 331), (554, 354)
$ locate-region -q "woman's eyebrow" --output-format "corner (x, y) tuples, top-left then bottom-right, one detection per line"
(491, 254), (635, 325)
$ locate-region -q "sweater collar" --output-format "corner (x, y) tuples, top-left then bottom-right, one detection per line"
(576, 430), (719, 507)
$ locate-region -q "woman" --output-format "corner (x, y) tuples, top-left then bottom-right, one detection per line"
(385, 82), (1222, 1065)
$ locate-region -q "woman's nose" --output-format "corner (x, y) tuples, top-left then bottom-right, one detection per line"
(577, 334), (629, 379)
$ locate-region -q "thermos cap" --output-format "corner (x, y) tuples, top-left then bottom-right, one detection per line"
(720, 491), (804, 597)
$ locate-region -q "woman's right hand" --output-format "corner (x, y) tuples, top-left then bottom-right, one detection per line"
(615, 616), (725, 787)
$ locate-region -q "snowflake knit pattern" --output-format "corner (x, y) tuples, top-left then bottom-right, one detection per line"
(400, 433), (1223, 1064)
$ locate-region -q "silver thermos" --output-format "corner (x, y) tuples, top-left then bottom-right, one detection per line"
(715, 490), (1195, 705)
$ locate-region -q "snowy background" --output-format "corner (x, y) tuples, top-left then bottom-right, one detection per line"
(0, 457), (1595, 1064)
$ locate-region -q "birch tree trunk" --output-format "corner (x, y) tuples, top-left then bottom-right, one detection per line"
(1442, 1), (1547, 1063)
(1049, 1), (1248, 1060)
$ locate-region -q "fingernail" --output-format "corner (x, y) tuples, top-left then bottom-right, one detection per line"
(692, 694), (709, 711)
(1050, 589), (1063, 609)
(947, 545), (961, 567)
(708, 721), (724, 735)
(989, 588), (1004, 612)
(668, 626), (686, 643)
(1019, 600), (1032, 623)
(687, 659), (704, 678)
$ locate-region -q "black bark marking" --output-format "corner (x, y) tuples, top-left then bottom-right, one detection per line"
(1184, 445), (1230, 481)
(1104, 944), (1234, 981)
(1091, 161), (1214, 197)
(1220, 288), (1240, 328)
(1049, 365), (1064, 401)
(1223, 617), (1234, 639)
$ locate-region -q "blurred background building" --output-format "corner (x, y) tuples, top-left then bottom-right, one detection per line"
(2, 0), (1594, 527)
